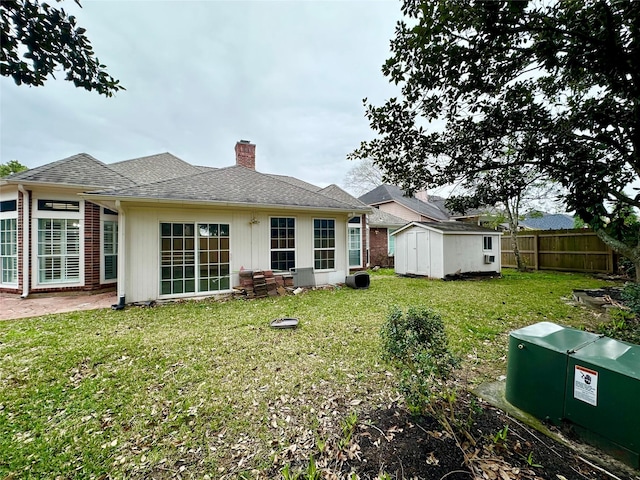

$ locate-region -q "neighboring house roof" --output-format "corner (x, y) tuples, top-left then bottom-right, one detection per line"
(2, 153), (134, 189)
(358, 184), (449, 221)
(392, 221), (498, 236)
(84, 165), (368, 212)
(368, 209), (407, 228)
(519, 213), (575, 230)
(109, 152), (203, 185)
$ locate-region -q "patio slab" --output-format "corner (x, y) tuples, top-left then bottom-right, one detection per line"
(0, 291), (117, 321)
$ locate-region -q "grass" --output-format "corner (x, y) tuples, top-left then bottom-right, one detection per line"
(0, 270), (613, 478)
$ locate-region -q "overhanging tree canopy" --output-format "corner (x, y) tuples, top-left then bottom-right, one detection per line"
(0, 0), (123, 96)
(350, 0), (640, 279)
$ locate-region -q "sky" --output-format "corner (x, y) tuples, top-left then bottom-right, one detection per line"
(0, 0), (402, 192)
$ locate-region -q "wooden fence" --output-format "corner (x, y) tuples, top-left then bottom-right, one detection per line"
(501, 229), (616, 274)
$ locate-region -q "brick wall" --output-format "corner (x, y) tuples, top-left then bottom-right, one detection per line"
(369, 227), (394, 268)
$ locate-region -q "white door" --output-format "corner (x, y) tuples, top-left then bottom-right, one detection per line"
(416, 231), (429, 275)
(406, 231), (417, 274)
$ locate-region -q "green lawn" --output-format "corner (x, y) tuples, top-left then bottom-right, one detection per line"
(0, 270), (612, 479)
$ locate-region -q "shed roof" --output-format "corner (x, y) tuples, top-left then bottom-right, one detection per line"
(391, 221), (499, 236)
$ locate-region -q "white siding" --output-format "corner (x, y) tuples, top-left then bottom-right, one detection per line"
(394, 225), (501, 279)
(123, 204), (350, 303)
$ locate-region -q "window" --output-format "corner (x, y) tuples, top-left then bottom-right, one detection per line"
(388, 228), (398, 256)
(314, 219), (335, 270)
(160, 222), (230, 296)
(198, 223), (230, 292)
(160, 223), (195, 295)
(483, 236), (493, 251)
(37, 219), (80, 283)
(348, 216), (361, 267)
(0, 200), (17, 212)
(37, 200), (80, 212)
(270, 217), (295, 271)
(103, 220), (118, 281)
(0, 218), (17, 284)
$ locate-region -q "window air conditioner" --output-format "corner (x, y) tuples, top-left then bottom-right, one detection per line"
(484, 255), (495, 264)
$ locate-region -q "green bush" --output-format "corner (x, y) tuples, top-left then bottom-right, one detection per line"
(622, 282), (640, 317)
(380, 306), (459, 412)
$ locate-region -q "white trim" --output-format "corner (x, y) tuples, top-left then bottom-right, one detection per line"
(31, 195), (84, 289)
(269, 216), (297, 271)
(100, 209), (118, 284)
(312, 218), (337, 272)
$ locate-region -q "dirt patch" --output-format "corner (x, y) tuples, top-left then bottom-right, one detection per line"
(344, 393), (637, 479)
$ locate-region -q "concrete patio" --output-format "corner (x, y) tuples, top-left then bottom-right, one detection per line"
(0, 291), (117, 321)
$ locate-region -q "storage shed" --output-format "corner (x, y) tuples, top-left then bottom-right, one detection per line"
(391, 222), (501, 278)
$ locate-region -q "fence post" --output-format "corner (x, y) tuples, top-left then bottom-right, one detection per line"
(533, 232), (539, 270)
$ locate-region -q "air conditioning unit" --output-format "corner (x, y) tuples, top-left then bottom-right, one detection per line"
(484, 255), (495, 264)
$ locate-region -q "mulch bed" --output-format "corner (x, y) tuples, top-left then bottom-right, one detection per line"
(342, 392), (637, 480)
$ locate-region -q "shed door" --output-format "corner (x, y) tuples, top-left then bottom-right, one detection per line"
(406, 230), (429, 276)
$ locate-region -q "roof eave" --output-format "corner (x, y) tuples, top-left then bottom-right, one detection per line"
(78, 193), (371, 214)
(2, 179), (121, 190)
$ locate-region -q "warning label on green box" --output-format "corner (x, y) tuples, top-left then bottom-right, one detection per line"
(574, 365), (598, 406)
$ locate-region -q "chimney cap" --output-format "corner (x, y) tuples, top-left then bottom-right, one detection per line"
(238, 139), (252, 144)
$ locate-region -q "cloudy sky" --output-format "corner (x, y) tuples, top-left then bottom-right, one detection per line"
(1, 0), (402, 191)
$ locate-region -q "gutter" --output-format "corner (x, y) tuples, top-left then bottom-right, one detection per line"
(17, 184), (29, 298)
(78, 194), (371, 215)
(112, 200), (126, 310)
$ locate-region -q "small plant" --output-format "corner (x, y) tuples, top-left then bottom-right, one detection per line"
(622, 282), (640, 317)
(376, 473), (392, 480)
(522, 451), (542, 468)
(491, 425), (509, 445)
(380, 306), (459, 412)
(281, 463), (300, 480)
(305, 455), (321, 480)
(339, 411), (358, 449)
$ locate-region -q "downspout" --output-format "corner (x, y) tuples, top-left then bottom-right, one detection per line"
(112, 200), (126, 310)
(17, 184), (29, 298)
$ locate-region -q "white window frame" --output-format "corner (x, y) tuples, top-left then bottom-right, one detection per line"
(0, 213), (18, 286)
(101, 210), (118, 284)
(269, 217), (296, 271)
(313, 218), (336, 271)
(32, 196), (84, 288)
(159, 222), (231, 298)
(348, 217), (362, 268)
(387, 228), (398, 256)
(483, 236), (493, 251)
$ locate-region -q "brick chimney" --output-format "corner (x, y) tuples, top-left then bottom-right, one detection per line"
(235, 140), (256, 170)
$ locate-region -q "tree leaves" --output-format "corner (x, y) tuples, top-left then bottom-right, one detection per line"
(0, 0), (124, 96)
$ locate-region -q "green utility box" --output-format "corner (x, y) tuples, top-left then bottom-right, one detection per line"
(505, 322), (600, 424)
(565, 337), (640, 467)
(506, 322), (640, 469)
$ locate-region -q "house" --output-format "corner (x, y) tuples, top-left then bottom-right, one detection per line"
(0, 141), (370, 304)
(392, 222), (501, 278)
(359, 184), (450, 222)
(518, 212), (575, 231)
(366, 209), (406, 268)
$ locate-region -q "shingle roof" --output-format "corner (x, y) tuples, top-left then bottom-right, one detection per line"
(520, 213), (575, 230)
(109, 153), (203, 185)
(87, 165), (368, 211)
(267, 174), (322, 192)
(318, 184), (369, 209)
(3, 153), (134, 188)
(359, 184), (449, 221)
(394, 221), (498, 235)
(368, 209), (407, 227)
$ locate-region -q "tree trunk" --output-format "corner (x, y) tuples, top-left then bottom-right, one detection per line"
(504, 200), (525, 271)
(594, 228), (640, 282)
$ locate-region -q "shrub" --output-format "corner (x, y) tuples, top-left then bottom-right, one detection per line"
(621, 282), (640, 317)
(380, 306), (459, 412)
